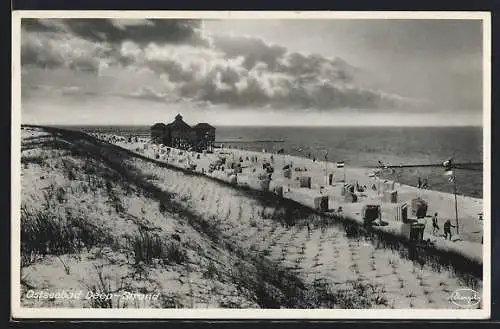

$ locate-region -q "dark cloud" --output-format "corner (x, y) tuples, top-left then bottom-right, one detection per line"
(212, 34), (287, 70)
(21, 29), (106, 73)
(146, 58), (196, 83)
(21, 18), (422, 111)
(212, 34), (357, 85)
(21, 18), (63, 33)
(21, 34), (65, 69)
(22, 18), (207, 46)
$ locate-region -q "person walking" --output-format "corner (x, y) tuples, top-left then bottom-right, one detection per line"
(432, 212), (440, 235)
(443, 219), (456, 240)
(321, 218), (328, 233)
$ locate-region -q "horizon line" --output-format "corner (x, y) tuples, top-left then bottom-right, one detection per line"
(23, 123), (483, 128)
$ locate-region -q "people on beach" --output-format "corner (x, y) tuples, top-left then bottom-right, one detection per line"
(432, 212), (440, 234)
(417, 177), (422, 188)
(320, 217), (328, 233)
(443, 219), (456, 240)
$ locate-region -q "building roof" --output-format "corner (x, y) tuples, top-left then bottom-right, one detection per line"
(168, 114), (191, 131)
(151, 122), (167, 129)
(151, 114), (215, 133)
(193, 123), (215, 130)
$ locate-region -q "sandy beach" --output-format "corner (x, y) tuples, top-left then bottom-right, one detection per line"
(103, 133), (483, 264)
(17, 13), (490, 317)
(18, 126), (483, 309)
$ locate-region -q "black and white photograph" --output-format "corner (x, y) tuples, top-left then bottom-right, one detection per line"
(12, 11), (491, 319)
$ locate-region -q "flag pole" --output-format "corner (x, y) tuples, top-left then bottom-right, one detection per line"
(325, 160), (327, 186)
(324, 151), (328, 186)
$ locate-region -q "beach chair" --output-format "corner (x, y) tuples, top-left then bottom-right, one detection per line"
(362, 205), (381, 225)
(411, 198), (428, 219)
(344, 192), (358, 203)
(383, 190), (398, 203)
(300, 176), (311, 188)
(395, 203), (409, 223)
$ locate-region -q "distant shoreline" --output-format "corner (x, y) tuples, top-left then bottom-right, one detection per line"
(20, 124), (483, 198)
(30, 123), (484, 129)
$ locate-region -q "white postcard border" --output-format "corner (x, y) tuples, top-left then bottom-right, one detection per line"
(11, 10), (492, 320)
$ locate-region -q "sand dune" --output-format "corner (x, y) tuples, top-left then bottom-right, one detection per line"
(18, 127), (483, 309)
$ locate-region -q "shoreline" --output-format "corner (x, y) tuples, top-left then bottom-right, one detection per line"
(19, 125), (483, 310)
(91, 132), (483, 266)
(218, 145), (483, 200)
(53, 125), (482, 198)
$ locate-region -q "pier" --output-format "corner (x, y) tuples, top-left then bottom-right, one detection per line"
(215, 140), (285, 143)
(367, 162), (482, 171)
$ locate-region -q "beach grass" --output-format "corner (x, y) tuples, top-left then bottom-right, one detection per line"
(18, 125), (483, 309)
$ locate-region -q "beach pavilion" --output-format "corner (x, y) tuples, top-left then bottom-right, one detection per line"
(150, 114), (216, 152)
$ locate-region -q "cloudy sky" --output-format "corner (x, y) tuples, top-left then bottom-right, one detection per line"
(20, 17), (484, 126)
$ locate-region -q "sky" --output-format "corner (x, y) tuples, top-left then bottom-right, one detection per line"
(19, 17), (485, 126)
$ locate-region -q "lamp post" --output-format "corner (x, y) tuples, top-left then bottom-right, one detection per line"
(453, 177), (459, 235)
(443, 158), (459, 235)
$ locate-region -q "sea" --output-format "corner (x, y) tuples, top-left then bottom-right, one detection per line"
(60, 125), (484, 199)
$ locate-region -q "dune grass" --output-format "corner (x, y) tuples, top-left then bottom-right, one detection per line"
(20, 205), (112, 266)
(128, 229), (187, 266)
(20, 125), (482, 309)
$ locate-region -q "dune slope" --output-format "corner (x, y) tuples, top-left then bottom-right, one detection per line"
(19, 127), (482, 309)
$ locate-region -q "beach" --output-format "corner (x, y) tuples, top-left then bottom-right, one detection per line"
(19, 126), (484, 309)
(104, 133), (483, 261)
